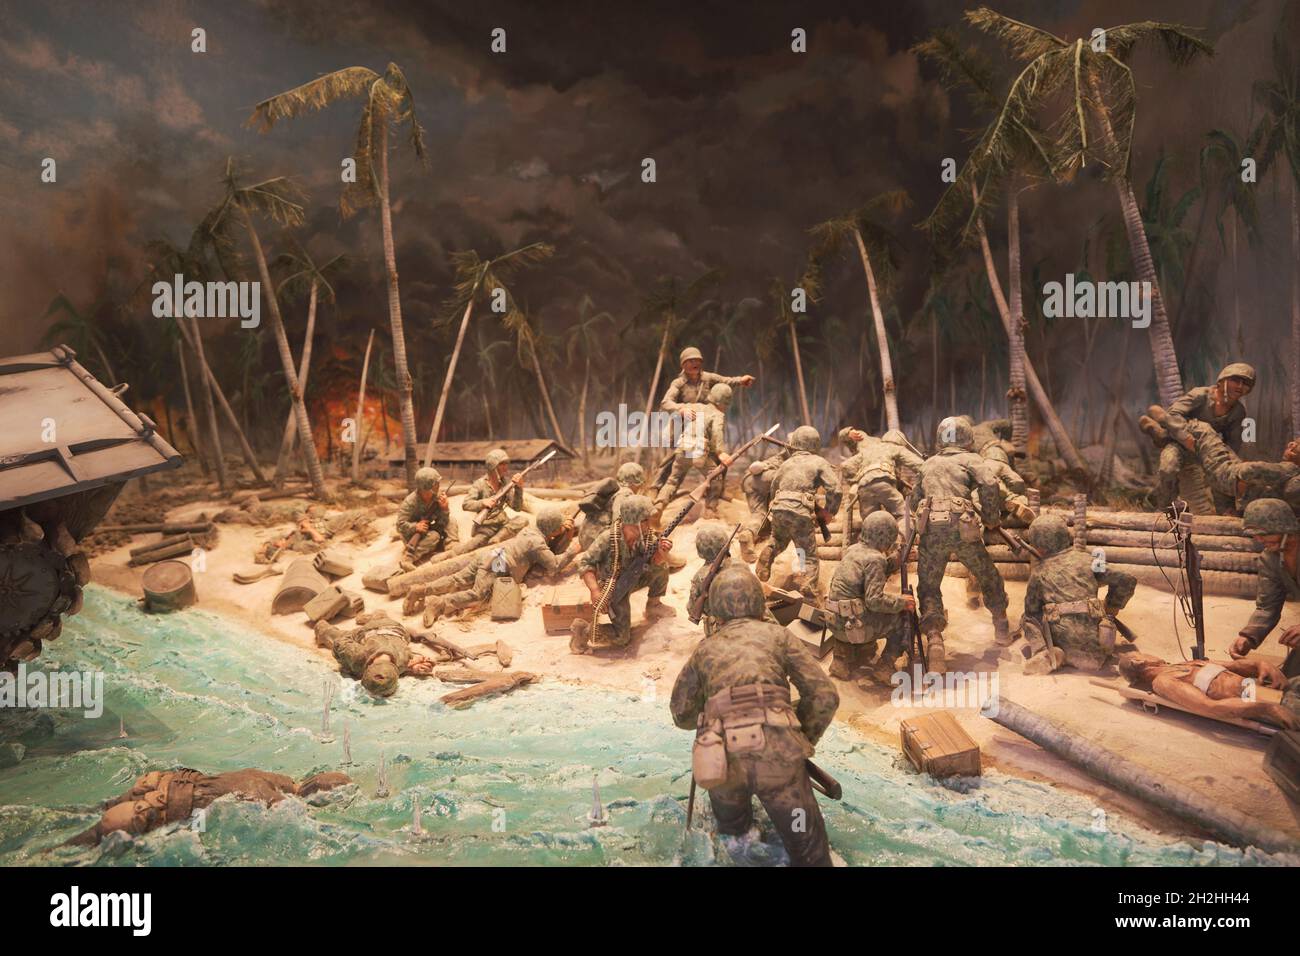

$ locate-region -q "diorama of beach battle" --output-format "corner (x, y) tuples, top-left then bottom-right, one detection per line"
(2, 0), (1300, 878)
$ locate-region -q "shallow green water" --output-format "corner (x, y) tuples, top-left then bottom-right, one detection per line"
(0, 586), (1290, 867)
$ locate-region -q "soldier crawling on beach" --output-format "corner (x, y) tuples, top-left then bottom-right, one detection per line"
(314, 610), (437, 698)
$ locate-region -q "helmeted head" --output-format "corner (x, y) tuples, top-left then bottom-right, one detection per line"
(485, 448), (509, 472)
(1242, 498), (1299, 536)
(708, 565), (766, 622)
(707, 382), (733, 409)
(616, 462), (645, 488)
(535, 507), (565, 540)
(860, 510), (899, 552)
(679, 346), (704, 368)
(361, 657), (400, 698)
(619, 494), (654, 526)
(1025, 514), (1072, 556)
(1217, 362), (1256, 389)
(937, 416), (974, 451)
(881, 429), (908, 448)
(695, 522), (730, 561)
(790, 425), (821, 452)
(415, 467), (442, 492)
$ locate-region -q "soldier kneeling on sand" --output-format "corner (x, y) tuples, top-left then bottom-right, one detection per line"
(397, 467), (458, 570)
(1018, 515), (1138, 673)
(577, 462), (646, 550)
(827, 511), (915, 685)
(689, 522), (779, 637)
(670, 565), (840, 867)
(314, 610), (436, 697)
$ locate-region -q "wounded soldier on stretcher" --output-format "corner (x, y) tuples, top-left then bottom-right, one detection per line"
(1117, 652), (1300, 729)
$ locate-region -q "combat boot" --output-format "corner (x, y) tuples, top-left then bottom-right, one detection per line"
(1138, 408), (1171, 448)
(754, 542), (776, 582)
(992, 608), (1012, 645)
(737, 529), (758, 563)
(422, 597), (447, 628)
(402, 587), (427, 617)
(829, 642), (855, 680)
(923, 632), (946, 674)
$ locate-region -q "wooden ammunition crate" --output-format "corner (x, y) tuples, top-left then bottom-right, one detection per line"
(542, 584), (592, 635)
(900, 711), (981, 778)
(787, 618), (831, 660)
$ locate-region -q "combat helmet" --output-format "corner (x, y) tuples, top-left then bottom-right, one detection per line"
(1242, 498), (1299, 535)
(708, 382), (733, 408)
(619, 494), (654, 525)
(679, 346), (704, 367)
(485, 448), (509, 470)
(1217, 363), (1256, 388)
(361, 657), (400, 698)
(535, 507), (565, 539)
(1025, 514), (1072, 556)
(860, 510), (899, 552)
(415, 466), (442, 491)
(937, 416), (974, 451)
(616, 462), (645, 487)
(790, 425), (821, 452)
(708, 565), (767, 622)
(695, 522), (731, 560)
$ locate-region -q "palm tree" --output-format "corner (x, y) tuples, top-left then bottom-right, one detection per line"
(566, 295), (616, 467)
(202, 159), (328, 499)
(1198, 129), (1262, 354)
(1250, 33), (1300, 436)
(767, 262), (821, 427)
(963, 7), (1214, 407)
(39, 294), (117, 385)
(249, 64), (427, 485)
(425, 242), (554, 462)
(809, 191), (908, 431)
(271, 246), (346, 482)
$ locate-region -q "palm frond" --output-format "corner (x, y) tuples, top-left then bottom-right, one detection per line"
(246, 67), (381, 131)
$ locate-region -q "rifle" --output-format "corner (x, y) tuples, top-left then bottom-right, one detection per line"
(404, 492), (447, 557)
(805, 759), (842, 800)
(602, 424), (780, 611)
(1167, 500), (1206, 659)
(686, 775), (697, 831)
(471, 449), (557, 530)
(995, 525), (1042, 561)
(688, 523), (742, 624)
(760, 433), (795, 452)
(899, 501), (925, 673)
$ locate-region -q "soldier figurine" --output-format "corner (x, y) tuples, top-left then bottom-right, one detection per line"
(1018, 515), (1137, 673)
(670, 565), (839, 867)
(1140, 363), (1255, 512)
(754, 426), (841, 603)
(1230, 499), (1300, 683)
(571, 495), (674, 653)
(1145, 417), (1300, 516)
(396, 467), (458, 570)
(738, 449), (787, 562)
(689, 523), (780, 637)
(659, 345), (754, 421)
(654, 382), (733, 521)
(577, 462), (646, 550)
(907, 416), (1010, 673)
(314, 611), (436, 698)
(826, 511), (914, 684)
(461, 448), (530, 552)
(963, 418), (1033, 609)
(410, 508), (576, 624)
(841, 429), (925, 521)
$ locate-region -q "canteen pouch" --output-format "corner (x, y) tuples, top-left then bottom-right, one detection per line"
(916, 499), (932, 534)
(1097, 615), (1118, 654)
(489, 576), (523, 621)
(693, 727), (728, 789)
(723, 708), (768, 755)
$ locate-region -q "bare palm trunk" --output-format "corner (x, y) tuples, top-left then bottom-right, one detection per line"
(641, 322), (672, 458)
(351, 328), (375, 482)
(175, 319), (265, 483)
(243, 212), (328, 499)
(853, 228), (900, 431)
(376, 117), (419, 486)
(788, 319), (813, 427)
(973, 186), (1087, 472)
(578, 354), (591, 468)
(177, 339), (207, 476)
(426, 287), (480, 466)
(528, 334), (565, 443)
(275, 282), (318, 481)
(1006, 184), (1030, 454)
(186, 318), (228, 490)
(1097, 327), (1131, 486)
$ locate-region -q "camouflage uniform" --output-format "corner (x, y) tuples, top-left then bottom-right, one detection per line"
(397, 468), (459, 564)
(576, 496), (670, 647)
(578, 463), (645, 550)
(738, 451), (786, 560)
(1154, 364), (1253, 511)
(1020, 515), (1137, 671)
(315, 612), (412, 697)
(755, 427), (842, 598)
(689, 523), (778, 636)
(655, 385), (730, 517)
(670, 566), (839, 867)
(908, 417), (1008, 669)
(1182, 420), (1300, 514)
(841, 432), (924, 521)
(827, 512), (910, 680)
(1238, 500), (1300, 653)
(462, 452), (528, 552)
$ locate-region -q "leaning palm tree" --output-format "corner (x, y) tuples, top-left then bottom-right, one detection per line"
(1249, 33), (1300, 436)
(425, 242), (554, 462)
(963, 7), (1214, 408)
(809, 190), (909, 432)
(202, 159), (328, 499)
(248, 64), (427, 485)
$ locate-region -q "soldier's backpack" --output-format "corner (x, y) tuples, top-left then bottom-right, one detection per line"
(490, 576), (523, 621)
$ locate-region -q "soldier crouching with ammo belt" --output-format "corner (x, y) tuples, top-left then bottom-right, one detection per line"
(671, 565), (839, 867)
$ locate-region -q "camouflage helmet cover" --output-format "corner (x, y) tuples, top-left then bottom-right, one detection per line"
(619, 494), (654, 525)
(485, 448), (509, 470)
(708, 565), (767, 622)
(361, 658), (400, 698)
(535, 507), (565, 539)
(860, 510), (899, 552)
(707, 382), (733, 408)
(1217, 362), (1256, 387)
(679, 346), (704, 366)
(790, 425), (821, 452)
(937, 416), (974, 450)
(415, 467), (442, 491)
(1025, 514), (1072, 556)
(1242, 498), (1299, 535)
(695, 522), (731, 560)
(616, 462), (645, 487)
